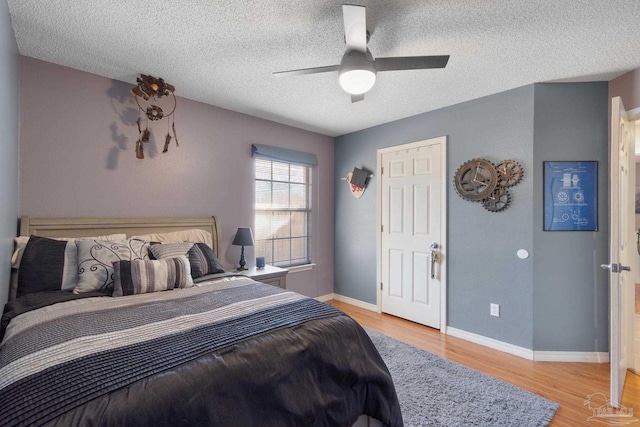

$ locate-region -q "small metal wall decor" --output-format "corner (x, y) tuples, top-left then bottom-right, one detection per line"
(453, 158), (523, 212)
(131, 74), (179, 159)
(341, 167), (373, 199)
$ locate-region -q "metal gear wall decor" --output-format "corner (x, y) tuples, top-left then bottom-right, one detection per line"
(453, 158), (498, 201)
(131, 74), (180, 159)
(482, 187), (511, 212)
(454, 158), (524, 212)
(496, 160), (523, 187)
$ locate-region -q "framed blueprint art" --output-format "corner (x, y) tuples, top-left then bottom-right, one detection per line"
(543, 161), (597, 231)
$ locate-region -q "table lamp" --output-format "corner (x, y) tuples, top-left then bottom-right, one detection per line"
(232, 227), (254, 271)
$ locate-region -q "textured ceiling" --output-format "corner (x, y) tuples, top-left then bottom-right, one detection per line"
(7, 0), (640, 136)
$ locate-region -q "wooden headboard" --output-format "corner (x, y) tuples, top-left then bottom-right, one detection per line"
(19, 216), (222, 256)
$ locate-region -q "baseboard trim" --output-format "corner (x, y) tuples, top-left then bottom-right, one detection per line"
(533, 351), (609, 363)
(447, 327), (534, 360)
(326, 299), (611, 363)
(331, 294), (379, 312)
(447, 327), (609, 362)
(315, 293), (334, 303)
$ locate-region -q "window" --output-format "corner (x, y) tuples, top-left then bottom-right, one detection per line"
(255, 158), (311, 267)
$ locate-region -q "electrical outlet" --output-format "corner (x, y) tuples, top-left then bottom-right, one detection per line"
(490, 303), (500, 317)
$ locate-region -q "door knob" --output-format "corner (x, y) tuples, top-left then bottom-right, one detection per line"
(430, 243), (439, 279)
(601, 263), (618, 272)
(601, 263), (631, 273)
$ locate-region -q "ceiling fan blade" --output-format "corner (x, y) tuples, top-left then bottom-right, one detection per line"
(343, 4), (367, 52)
(273, 65), (340, 77)
(375, 55), (450, 71)
(351, 94), (365, 103)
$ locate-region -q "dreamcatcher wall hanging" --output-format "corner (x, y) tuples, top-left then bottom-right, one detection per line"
(130, 74), (180, 159)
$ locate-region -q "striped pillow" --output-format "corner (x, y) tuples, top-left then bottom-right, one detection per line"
(149, 242), (224, 278)
(112, 256), (193, 297)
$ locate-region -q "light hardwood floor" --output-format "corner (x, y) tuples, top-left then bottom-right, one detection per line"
(330, 300), (640, 427)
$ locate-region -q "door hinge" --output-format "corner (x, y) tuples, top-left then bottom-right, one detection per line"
(380, 282), (383, 290)
(381, 224), (384, 232)
(380, 167), (383, 175)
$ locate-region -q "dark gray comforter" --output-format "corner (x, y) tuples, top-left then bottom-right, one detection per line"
(0, 276), (402, 426)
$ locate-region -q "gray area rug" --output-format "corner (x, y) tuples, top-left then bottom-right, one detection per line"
(366, 328), (559, 427)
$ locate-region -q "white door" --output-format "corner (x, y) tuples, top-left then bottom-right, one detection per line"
(378, 137), (446, 329)
(606, 96), (635, 407)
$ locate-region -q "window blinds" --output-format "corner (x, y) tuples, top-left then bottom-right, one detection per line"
(252, 144), (318, 167)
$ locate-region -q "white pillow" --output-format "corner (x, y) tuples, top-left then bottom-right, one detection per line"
(74, 239), (150, 294)
(130, 229), (213, 249)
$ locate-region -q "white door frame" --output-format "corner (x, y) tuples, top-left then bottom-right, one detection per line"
(608, 97), (636, 407)
(376, 136), (448, 333)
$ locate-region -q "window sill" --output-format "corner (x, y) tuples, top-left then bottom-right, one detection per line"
(287, 263), (316, 274)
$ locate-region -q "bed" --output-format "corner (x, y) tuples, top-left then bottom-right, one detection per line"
(0, 216), (402, 427)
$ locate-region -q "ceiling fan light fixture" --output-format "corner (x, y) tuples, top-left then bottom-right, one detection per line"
(272, 5), (449, 100)
(338, 50), (377, 95)
(339, 68), (376, 95)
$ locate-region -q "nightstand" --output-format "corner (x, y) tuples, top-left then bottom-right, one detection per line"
(237, 265), (288, 289)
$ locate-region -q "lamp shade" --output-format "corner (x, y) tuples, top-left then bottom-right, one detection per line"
(232, 227), (254, 246)
(338, 49), (377, 95)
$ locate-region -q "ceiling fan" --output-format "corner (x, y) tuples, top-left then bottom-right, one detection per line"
(273, 4), (450, 102)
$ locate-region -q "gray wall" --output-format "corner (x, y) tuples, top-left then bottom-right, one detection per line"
(532, 83), (609, 352)
(0, 1), (19, 308)
(335, 82), (609, 351)
(335, 85), (536, 349)
(18, 57), (335, 298)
